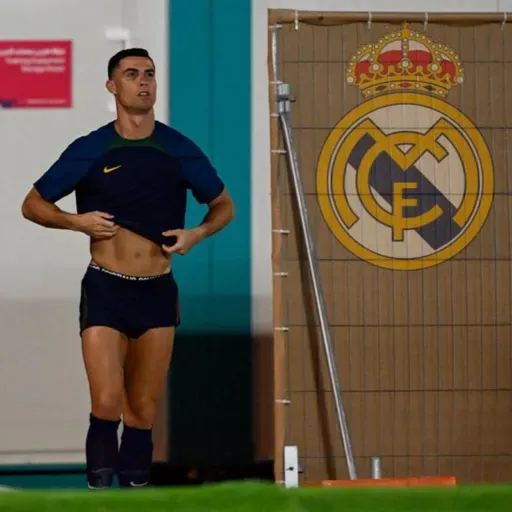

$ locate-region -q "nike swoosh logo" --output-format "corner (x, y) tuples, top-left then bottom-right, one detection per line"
(104, 165), (122, 174)
(130, 481), (148, 487)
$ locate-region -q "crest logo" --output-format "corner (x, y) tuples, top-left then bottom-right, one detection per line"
(316, 23), (494, 270)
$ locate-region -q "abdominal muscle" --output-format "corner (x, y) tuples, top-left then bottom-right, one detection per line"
(89, 227), (171, 276)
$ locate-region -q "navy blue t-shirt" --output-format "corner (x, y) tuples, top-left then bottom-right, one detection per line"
(33, 121), (224, 246)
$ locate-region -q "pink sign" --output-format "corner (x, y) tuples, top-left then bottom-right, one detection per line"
(0, 40), (72, 108)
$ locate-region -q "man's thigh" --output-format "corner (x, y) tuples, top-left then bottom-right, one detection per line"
(82, 326), (128, 417)
(123, 327), (175, 408)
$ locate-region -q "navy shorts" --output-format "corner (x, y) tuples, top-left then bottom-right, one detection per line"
(79, 263), (180, 339)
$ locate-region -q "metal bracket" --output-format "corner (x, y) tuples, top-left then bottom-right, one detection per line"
(371, 456), (382, 479)
(276, 83), (296, 114)
(275, 399), (291, 405)
(274, 326), (289, 332)
(274, 272), (289, 277)
(284, 446), (299, 488)
(273, 229), (290, 235)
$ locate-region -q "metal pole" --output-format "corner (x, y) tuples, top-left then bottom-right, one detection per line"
(275, 83), (358, 481)
(270, 10), (512, 26)
(371, 457), (382, 479)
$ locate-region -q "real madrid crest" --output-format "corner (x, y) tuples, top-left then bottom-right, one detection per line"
(316, 23), (494, 270)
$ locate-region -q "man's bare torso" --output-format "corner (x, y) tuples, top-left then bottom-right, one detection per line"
(91, 228), (171, 276)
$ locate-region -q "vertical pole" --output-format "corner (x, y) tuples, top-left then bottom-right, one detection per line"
(275, 82), (358, 481)
(268, 22), (286, 485)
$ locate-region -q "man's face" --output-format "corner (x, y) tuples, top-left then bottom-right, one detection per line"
(107, 56), (157, 112)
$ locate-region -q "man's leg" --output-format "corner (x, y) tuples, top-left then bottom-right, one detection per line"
(82, 326), (128, 489)
(117, 327), (175, 487)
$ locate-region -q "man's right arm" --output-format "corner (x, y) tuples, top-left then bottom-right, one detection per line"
(22, 189), (117, 238)
(21, 136), (89, 231)
(21, 187), (81, 231)
(21, 137), (118, 239)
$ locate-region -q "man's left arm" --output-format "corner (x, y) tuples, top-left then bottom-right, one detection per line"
(191, 188), (235, 241)
(162, 188), (234, 255)
(162, 145), (235, 255)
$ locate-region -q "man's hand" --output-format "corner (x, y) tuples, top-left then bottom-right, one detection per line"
(160, 189), (234, 257)
(161, 228), (205, 256)
(73, 211), (119, 240)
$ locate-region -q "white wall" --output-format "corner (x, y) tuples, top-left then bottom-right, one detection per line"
(250, 0), (511, 335)
(122, 0), (169, 124)
(0, 0), (168, 466)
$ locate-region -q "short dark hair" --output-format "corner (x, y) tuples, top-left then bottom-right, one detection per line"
(107, 48), (155, 79)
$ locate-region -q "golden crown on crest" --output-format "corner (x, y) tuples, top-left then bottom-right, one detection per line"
(346, 22), (465, 98)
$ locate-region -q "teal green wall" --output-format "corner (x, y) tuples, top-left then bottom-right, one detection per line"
(169, 0), (251, 332)
(167, 0), (252, 465)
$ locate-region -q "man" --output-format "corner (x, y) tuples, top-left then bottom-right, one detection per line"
(21, 48), (235, 489)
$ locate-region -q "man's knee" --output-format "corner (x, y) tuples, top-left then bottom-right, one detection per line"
(92, 390), (124, 420)
(124, 396), (157, 429)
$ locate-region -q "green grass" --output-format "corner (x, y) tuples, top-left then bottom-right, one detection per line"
(0, 481), (512, 511)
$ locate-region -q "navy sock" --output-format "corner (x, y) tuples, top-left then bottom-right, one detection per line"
(85, 414), (120, 489)
(117, 424), (153, 488)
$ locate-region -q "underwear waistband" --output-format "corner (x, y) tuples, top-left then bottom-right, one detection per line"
(88, 263), (170, 282)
